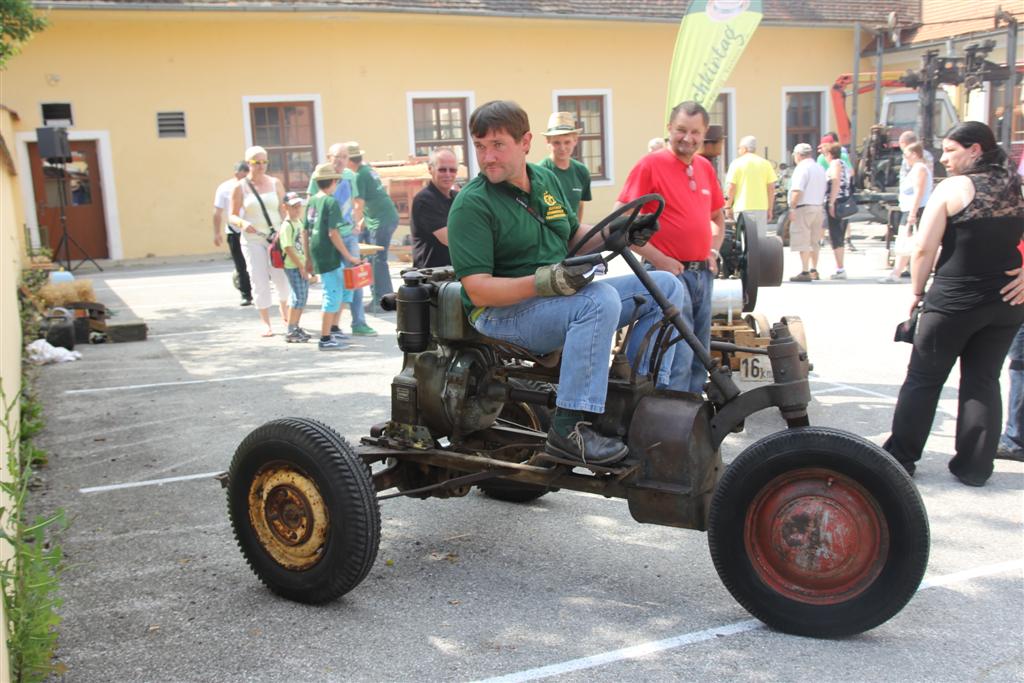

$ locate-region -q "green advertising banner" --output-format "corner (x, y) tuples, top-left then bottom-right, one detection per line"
(666, 0), (763, 118)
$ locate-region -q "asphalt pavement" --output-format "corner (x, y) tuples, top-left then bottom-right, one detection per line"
(28, 226), (1024, 682)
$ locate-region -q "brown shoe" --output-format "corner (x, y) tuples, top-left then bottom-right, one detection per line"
(809, 269), (820, 280)
(789, 271), (812, 282)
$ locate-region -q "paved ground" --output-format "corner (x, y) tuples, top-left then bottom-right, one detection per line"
(29, 226), (1024, 682)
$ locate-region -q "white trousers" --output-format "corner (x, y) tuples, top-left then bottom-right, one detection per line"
(241, 239), (289, 309)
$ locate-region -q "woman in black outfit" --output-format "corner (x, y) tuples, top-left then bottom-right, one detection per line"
(884, 121), (1024, 486)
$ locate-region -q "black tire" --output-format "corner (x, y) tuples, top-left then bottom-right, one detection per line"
(477, 381), (554, 503)
(708, 427), (929, 638)
(227, 417), (380, 604)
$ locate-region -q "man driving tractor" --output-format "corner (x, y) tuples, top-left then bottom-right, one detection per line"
(448, 100), (690, 466)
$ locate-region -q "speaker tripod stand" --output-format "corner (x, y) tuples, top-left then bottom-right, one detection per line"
(49, 158), (102, 273)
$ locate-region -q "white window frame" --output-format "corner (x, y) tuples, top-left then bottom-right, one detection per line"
(780, 86), (830, 162)
(715, 87), (737, 170)
(552, 89), (615, 187)
(406, 91), (477, 176)
(241, 94), (325, 165)
(16, 129), (124, 260)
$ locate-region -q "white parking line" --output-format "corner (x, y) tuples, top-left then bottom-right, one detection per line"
(475, 559), (1024, 683)
(476, 620), (764, 683)
(80, 471), (223, 494)
(816, 381), (895, 400)
(149, 329), (223, 338)
(64, 368), (322, 394)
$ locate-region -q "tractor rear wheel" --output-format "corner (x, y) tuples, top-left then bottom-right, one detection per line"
(708, 427), (928, 638)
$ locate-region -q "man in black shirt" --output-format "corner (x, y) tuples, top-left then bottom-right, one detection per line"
(411, 147), (459, 268)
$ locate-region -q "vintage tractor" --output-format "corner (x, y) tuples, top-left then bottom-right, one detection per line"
(225, 196), (929, 638)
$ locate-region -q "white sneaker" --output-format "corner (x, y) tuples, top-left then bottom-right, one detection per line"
(877, 274), (899, 283)
(830, 270), (847, 280)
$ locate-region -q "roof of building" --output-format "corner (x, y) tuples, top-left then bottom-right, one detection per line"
(34, 0), (922, 25)
(907, 0), (1021, 44)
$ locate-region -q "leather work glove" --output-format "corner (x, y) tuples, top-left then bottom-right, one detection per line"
(606, 213), (660, 247)
(626, 214), (659, 247)
(535, 261), (595, 296)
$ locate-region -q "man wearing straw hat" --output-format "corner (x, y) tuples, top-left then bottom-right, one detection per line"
(539, 111), (592, 222)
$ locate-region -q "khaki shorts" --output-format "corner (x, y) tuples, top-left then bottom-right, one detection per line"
(790, 205), (824, 253)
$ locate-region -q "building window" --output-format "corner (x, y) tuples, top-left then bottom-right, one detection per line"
(708, 92), (732, 178)
(556, 94), (607, 180)
(411, 97), (469, 166)
(785, 91), (823, 154)
(249, 101), (317, 192)
(989, 80), (1024, 150)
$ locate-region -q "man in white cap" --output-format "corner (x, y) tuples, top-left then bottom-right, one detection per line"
(539, 111), (592, 222)
(787, 142), (827, 282)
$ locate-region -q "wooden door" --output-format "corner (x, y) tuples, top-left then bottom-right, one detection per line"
(28, 140), (109, 260)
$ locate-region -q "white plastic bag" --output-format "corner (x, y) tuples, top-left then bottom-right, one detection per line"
(26, 338), (83, 365)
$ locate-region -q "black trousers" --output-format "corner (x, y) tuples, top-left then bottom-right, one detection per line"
(884, 300), (1024, 484)
(227, 232), (252, 300)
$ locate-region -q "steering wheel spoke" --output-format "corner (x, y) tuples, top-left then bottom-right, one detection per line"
(566, 194), (665, 259)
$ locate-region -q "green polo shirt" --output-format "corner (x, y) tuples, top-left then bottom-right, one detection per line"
(304, 193), (344, 275)
(354, 163), (399, 231)
(539, 157), (592, 213)
(448, 163), (578, 311)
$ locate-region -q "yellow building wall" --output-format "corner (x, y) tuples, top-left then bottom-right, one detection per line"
(4, 11), (859, 258)
(0, 104), (27, 683)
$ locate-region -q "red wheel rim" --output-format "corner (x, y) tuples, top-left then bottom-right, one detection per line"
(745, 467), (888, 605)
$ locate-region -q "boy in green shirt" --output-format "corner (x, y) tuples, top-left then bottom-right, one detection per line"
(306, 163), (361, 351)
(279, 192), (312, 343)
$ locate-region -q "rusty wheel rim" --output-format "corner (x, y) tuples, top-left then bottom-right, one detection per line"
(248, 463), (329, 571)
(744, 467), (888, 605)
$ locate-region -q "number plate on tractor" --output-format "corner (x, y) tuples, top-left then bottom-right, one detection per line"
(738, 354), (773, 382)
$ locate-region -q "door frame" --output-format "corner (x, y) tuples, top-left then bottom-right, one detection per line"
(16, 129), (123, 260)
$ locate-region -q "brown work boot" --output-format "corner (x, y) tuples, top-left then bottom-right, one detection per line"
(789, 271), (813, 282)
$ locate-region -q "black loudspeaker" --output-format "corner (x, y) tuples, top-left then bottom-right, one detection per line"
(36, 126), (71, 162)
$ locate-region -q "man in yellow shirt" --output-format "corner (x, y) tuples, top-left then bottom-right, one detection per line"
(723, 135), (778, 241)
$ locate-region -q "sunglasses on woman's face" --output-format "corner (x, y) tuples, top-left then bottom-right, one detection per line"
(248, 159), (269, 165)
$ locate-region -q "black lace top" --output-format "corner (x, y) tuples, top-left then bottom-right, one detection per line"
(926, 166), (1024, 313)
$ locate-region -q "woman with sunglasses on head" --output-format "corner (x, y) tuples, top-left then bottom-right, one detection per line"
(229, 145), (290, 337)
(883, 121), (1024, 486)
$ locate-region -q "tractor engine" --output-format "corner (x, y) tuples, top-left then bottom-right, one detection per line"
(383, 269), (506, 447)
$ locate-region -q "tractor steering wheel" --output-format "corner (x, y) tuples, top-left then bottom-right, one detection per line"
(565, 194), (665, 258)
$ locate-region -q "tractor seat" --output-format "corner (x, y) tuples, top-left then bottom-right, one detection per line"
(434, 281), (563, 369)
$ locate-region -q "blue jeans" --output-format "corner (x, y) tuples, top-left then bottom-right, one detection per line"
(666, 268), (714, 393)
(342, 233), (367, 328)
(472, 272), (685, 413)
(368, 216), (398, 303)
(1002, 323), (1024, 448)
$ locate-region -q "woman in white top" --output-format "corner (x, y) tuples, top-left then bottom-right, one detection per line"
(881, 141), (932, 282)
(229, 145), (290, 336)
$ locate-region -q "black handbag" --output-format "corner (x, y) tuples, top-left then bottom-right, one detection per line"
(894, 303), (923, 343)
(835, 195), (858, 219)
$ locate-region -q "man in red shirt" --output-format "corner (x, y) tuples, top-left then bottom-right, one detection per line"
(616, 100), (725, 393)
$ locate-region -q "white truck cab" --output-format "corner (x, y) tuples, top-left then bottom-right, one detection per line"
(881, 89), (959, 141)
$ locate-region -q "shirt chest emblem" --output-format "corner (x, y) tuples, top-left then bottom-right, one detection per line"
(542, 191), (567, 220)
